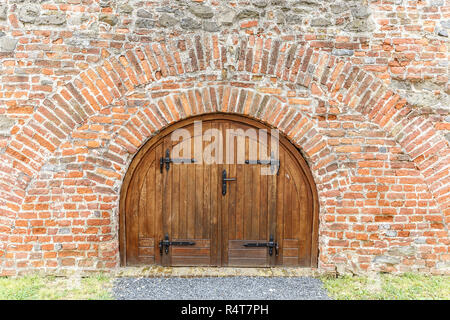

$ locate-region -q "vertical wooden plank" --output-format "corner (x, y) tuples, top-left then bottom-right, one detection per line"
(195, 123), (204, 240)
(154, 142), (163, 265)
(146, 151), (156, 261)
(203, 121), (211, 240)
(293, 167), (302, 241)
(125, 176), (138, 264)
(260, 130), (270, 242)
(163, 137), (173, 266)
(220, 121), (229, 266)
(208, 121), (220, 265)
(228, 137), (237, 243)
(235, 132), (244, 240)
(292, 178), (302, 266)
(138, 178), (147, 240)
(164, 136), (172, 239)
(251, 162), (260, 240)
(187, 132), (196, 239)
(284, 169), (293, 240)
(172, 145), (180, 239)
(285, 155), (310, 266)
(275, 150), (285, 266)
(260, 161), (268, 241)
(179, 155), (188, 239)
(267, 164), (277, 266)
(243, 134), (252, 241)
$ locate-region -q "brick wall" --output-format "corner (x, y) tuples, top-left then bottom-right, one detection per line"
(0, 0), (448, 275)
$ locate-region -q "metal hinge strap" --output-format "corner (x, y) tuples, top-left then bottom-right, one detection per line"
(244, 152), (280, 175)
(243, 235), (279, 256)
(160, 149), (196, 173)
(159, 233), (196, 255)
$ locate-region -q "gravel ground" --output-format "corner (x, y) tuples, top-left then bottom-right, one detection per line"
(113, 276), (331, 300)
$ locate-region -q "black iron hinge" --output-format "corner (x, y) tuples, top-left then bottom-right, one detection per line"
(159, 233), (196, 255)
(160, 149), (196, 173)
(243, 235), (279, 256)
(245, 152), (280, 175)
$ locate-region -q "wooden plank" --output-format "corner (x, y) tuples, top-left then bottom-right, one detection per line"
(154, 142), (164, 265)
(243, 145), (252, 240)
(284, 167), (293, 239)
(138, 178), (146, 239)
(187, 135), (196, 239)
(165, 137), (173, 239)
(125, 176), (136, 264)
(228, 258), (269, 267)
(171, 144), (180, 239)
(283, 248), (299, 258)
(138, 256), (155, 264)
(179, 158), (188, 239)
(210, 122), (219, 265)
(283, 239), (299, 248)
(147, 152), (156, 259)
(275, 150), (285, 266)
(195, 138), (204, 239)
(138, 247), (155, 257)
(260, 159), (268, 241)
(203, 122), (212, 240)
(126, 147), (150, 264)
(297, 239), (309, 266)
(235, 160), (244, 240)
(282, 257), (298, 266)
(228, 161), (236, 241)
(172, 248), (211, 256)
(251, 163), (260, 239)
(220, 121), (229, 265)
(163, 138), (174, 266)
(171, 256), (211, 266)
(138, 238), (155, 247)
(229, 249), (267, 258)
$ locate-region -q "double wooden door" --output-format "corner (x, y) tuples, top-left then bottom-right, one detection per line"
(120, 115), (318, 267)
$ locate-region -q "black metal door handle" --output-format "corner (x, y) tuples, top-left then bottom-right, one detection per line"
(222, 170), (236, 195)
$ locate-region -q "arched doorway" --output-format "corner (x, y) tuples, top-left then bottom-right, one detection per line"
(119, 114), (319, 267)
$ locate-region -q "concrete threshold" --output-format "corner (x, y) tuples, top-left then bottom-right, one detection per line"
(113, 266), (322, 278)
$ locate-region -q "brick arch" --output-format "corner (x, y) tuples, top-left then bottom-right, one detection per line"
(7, 85), (445, 274)
(17, 91), (350, 272)
(10, 87), (339, 272)
(0, 35), (448, 274)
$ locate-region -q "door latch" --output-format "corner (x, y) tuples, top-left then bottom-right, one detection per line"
(222, 169), (236, 196)
(243, 235), (279, 256)
(159, 233), (196, 255)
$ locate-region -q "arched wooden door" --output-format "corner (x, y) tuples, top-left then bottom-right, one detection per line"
(120, 114), (319, 267)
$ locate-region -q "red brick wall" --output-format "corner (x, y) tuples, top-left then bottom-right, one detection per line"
(0, 0), (448, 275)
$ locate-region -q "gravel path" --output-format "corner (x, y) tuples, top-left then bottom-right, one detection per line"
(113, 276), (331, 300)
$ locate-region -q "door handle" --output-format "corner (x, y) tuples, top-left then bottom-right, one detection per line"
(222, 169), (236, 196)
